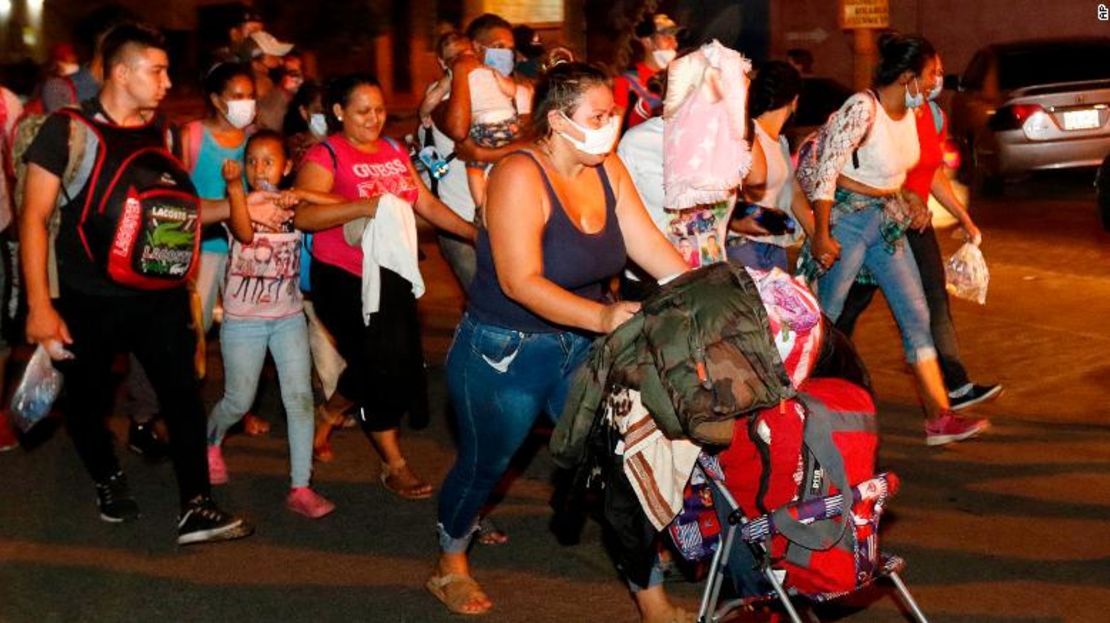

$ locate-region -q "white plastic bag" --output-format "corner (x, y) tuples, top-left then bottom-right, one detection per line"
(9, 345), (65, 432)
(945, 242), (989, 305)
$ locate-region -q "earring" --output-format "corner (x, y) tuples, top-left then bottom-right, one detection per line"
(337, 115), (343, 122)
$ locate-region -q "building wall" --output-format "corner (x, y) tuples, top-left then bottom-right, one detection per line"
(771, 0), (1108, 86)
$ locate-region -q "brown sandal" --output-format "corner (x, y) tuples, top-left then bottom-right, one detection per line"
(426, 573), (491, 615)
(243, 413), (270, 436)
(381, 462), (433, 500)
(476, 517), (508, 546)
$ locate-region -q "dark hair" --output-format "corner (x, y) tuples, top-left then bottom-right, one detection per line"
(465, 13), (512, 42)
(246, 129), (289, 158)
(874, 32), (936, 87)
(435, 31), (469, 60)
(749, 60), (802, 118)
(634, 16), (657, 39)
(530, 62), (611, 138)
(325, 73), (381, 125)
(786, 48), (814, 74)
(513, 25), (542, 59)
(202, 62), (253, 115)
(283, 80), (323, 135)
(100, 22), (166, 72)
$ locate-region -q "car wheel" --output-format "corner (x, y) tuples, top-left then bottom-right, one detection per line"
(970, 140), (1004, 197)
(1097, 152), (1110, 232)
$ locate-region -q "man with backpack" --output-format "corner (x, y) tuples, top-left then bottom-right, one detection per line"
(19, 22), (286, 544)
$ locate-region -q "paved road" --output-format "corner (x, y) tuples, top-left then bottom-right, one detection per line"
(1, 171), (1108, 623)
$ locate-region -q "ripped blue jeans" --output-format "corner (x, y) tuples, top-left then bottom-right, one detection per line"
(437, 313), (592, 553)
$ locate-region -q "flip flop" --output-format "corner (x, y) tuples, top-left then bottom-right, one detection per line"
(426, 573), (491, 616)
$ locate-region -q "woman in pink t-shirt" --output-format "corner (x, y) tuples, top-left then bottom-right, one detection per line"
(294, 74), (476, 498)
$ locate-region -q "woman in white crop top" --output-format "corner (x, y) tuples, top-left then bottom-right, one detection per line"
(728, 60), (815, 271)
(797, 32), (990, 446)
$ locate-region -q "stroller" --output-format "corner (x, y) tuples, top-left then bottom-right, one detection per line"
(695, 463), (929, 623)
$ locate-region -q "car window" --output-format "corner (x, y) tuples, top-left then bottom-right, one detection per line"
(997, 43), (1110, 90)
(962, 51), (989, 90)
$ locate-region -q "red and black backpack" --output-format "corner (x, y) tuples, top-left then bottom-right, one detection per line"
(58, 103), (200, 290)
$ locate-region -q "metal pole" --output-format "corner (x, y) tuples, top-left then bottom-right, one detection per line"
(763, 567), (805, 623)
(889, 572), (930, 623)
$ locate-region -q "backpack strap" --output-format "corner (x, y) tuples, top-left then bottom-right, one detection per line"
(320, 139), (338, 173)
(749, 414), (774, 516)
(419, 126), (456, 198)
(770, 396), (854, 553)
(928, 100), (944, 135)
(180, 120), (204, 174)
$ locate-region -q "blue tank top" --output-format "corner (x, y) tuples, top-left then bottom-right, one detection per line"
(468, 151), (627, 333)
(190, 123), (246, 252)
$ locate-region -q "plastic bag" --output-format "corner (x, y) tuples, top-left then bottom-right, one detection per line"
(9, 345), (65, 432)
(945, 242), (989, 305)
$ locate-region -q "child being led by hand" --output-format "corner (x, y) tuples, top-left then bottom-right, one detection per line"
(206, 130), (342, 519)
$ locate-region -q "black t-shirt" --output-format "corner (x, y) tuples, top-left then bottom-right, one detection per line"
(23, 99), (173, 297)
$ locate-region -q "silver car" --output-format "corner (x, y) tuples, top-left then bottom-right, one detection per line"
(948, 37), (1110, 193)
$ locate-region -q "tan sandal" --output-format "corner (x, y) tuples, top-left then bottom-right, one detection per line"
(381, 462), (433, 500)
(426, 573), (491, 616)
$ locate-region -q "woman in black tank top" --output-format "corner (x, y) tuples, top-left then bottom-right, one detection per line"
(429, 62), (690, 620)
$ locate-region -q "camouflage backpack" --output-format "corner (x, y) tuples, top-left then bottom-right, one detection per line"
(10, 105), (94, 296)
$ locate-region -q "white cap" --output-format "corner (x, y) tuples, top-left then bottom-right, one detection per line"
(249, 31), (293, 57)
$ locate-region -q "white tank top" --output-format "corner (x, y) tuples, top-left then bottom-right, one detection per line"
(744, 123), (801, 247)
(842, 99), (920, 192)
(468, 67), (517, 125)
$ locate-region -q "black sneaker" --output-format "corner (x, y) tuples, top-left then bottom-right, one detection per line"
(95, 471), (141, 523)
(128, 421), (169, 463)
(949, 383), (1003, 411)
(177, 497), (254, 546)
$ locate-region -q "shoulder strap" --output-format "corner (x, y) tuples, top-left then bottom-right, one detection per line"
(320, 139), (338, 173)
(512, 149), (559, 206)
(54, 107), (97, 205)
(181, 120), (204, 173)
(928, 101), (944, 135)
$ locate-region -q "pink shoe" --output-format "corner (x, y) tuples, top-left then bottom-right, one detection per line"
(925, 410), (990, 446)
(0, 412), (18, 452)
(286, 487), (336, 519)
(208, 445), (229, 485)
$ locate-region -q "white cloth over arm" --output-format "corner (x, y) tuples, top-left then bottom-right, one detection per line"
(357, 193), (425, 324)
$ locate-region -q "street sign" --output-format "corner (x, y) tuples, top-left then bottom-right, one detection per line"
(785, 28), (830, 44)
(839, 0), (890, 30)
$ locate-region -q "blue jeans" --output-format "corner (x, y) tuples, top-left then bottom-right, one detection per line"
(835, 225), (971, 392)
(726, 239), (789, 271)
(817, 206), (936, 363)
(208, 313), (315, 488)
(437, 314), (592, 552)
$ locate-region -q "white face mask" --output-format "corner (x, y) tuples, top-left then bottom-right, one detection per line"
(58, 62), (80, 76)
(651, 49), (677, 68)
(225, 99), (256, 129)
(309, 113), (328, 138)
(557, 112), (620, 156)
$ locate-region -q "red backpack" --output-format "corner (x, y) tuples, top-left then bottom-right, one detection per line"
(721, 377), (881, 596)
(59, 105), (201, 290)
